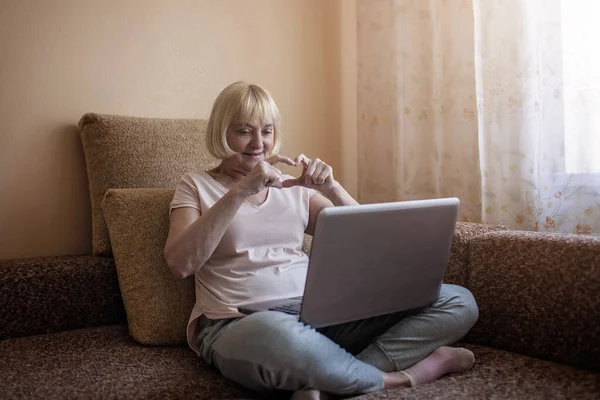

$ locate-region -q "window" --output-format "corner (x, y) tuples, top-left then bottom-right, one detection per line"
(562, 0), (600, 174)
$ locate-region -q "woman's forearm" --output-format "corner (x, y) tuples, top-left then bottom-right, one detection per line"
(320, 181), (359, 207)
(165, 188), (247, 278)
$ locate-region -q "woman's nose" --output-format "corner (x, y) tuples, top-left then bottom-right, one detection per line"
(250, 133), (262, 148)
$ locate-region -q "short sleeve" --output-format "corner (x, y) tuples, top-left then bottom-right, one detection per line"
(170, 173), (202, 216)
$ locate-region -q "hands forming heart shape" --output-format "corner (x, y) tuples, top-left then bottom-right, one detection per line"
(237, 153), (335, 196)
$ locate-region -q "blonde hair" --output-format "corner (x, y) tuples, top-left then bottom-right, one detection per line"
(205, 82), (282, 159)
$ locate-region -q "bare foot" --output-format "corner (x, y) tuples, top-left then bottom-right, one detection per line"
(382, 371), (412, 389)
(383, 346), (475, 389)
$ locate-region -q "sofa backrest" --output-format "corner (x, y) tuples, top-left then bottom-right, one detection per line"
(0, 256), (126, 341)
(445, 222), (508, 287)
(466, 230), (600, 371)
(0, 222), (498, 342)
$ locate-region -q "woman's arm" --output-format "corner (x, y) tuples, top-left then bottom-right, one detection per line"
(320, 181), (359, 207)
(164, 189), (247, 279)
(165, 156), (294, 279)
(305, 182), (359, 236)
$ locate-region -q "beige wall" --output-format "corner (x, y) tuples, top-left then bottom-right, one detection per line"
(338, 0), (358, 197)
(0, 0), (350, 259)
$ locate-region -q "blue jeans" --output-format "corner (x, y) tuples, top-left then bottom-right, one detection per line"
(194, 284), (478, 396)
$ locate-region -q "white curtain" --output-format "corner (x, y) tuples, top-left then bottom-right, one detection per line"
(357, 0), (600, 235)
(475, 0), (600, 234)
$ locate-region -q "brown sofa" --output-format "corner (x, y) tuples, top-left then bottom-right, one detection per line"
(1, 223), (599, 399)
(1, 113), (599, 399)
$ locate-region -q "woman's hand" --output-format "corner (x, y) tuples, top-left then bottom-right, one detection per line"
(236, 155), (296, 197)
(282, 154), (336, 191)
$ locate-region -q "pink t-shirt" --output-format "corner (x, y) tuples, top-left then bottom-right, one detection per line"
(169, 171), (315, 355)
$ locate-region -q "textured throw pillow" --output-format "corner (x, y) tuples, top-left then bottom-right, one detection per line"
(79, 113), (218, 256)
(102, 188), (194, 345)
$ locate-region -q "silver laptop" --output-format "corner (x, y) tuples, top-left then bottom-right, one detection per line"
(238, 197), (459, 328)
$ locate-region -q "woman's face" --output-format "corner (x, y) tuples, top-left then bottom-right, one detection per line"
(225, 118), (275, 171)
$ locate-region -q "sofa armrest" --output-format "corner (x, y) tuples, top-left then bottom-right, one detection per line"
(466, 231), (600, 371)
(444, 222), (508, 287)
(0, 256), (126, 340)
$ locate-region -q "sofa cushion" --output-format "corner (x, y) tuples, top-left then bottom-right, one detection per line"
(79, 113), (218, 256)
(102, 188), (194, 345)
(1, 325), (598, 400)
(355, 344), (600, 400)
(0, 255), (126, 340)
(466, 230), (600, 371)
(0, 325), (276, 399)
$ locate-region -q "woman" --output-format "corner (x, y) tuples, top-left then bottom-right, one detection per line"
(164, 82), (479, 398)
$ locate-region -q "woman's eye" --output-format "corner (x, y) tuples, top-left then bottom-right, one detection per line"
(238, 130), (251, 135)
(263, 130), (274, 135)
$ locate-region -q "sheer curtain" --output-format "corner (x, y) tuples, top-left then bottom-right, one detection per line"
(357, 0), (600, 235)
(475, 0), (600, 234)
(357, 0), (482, 223)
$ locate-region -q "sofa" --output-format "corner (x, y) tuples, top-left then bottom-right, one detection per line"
(1, 114), (599, 399)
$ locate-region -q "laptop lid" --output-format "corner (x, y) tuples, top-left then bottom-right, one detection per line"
(299, 197), (459, 328)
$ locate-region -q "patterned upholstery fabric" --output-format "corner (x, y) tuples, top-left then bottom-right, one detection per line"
(0, 256), (126, 340)
(1, 326), (597, 399)
(466, 230), (600, 370)
(2, 226), (599, 398)
(352, 344), (600, 400)
(102, 188), (195, 345)
(78, 113), (218, 256)
(0, 325), (278, 399)
(302, 234), (313, 255)
(444, 222), (507, 287)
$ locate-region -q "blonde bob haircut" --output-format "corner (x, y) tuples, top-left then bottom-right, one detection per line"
(205, 81), (282, 159)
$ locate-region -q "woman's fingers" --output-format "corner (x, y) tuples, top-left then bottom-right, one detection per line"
(281, 177), (301, 188)
(316, 164), (331, 184)
(311, 162), (326, 184)
(266, 154), (296, 167)
(263, 163), (284, 188)
(294, 153), (311, 167)
(240, 161), (282, 194)
(268, 174), (283, 189)
(306, 159), (320, 185)
(281, 156), (334, 188)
